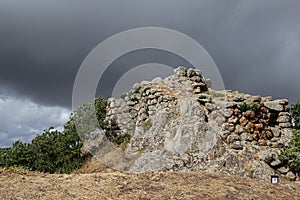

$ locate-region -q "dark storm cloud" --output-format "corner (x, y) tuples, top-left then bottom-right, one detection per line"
(0, 0), (300, 108)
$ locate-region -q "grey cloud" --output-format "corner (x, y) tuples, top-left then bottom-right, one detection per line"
(0, 95), (70, 147)
(0, 0), (299, 110)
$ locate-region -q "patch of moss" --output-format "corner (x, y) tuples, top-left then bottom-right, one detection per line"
(141, 119), (152, 130)
(238, 102), (260, 112)
(113, 133), (132, 146)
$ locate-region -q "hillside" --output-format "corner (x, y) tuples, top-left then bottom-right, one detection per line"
(0, 167), (299, 200)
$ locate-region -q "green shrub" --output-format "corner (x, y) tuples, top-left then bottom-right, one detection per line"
(0, 127), (87, 174)
(0, 141), (32, 170)
(238, 102), (260, 112)
(113, 133), (132, 145)
(0, 96), (108, 174)
(250, 103), (260, 112)
(238, 102), (249, 112)
(280, 129), (300, 169)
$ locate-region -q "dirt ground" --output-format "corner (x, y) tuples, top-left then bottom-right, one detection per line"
(0, 166), (299, 200)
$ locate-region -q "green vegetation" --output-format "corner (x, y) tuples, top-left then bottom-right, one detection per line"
(0, 127), (86, 174)
(113, 133), (132, 145)
(280, 129), (300, 169)
(238, 102), (248, 112)
(279, 102), (300, 170)
(141, 119), (152, 130)
(238, 102), (260, 112)
(0, 97), (107, 174)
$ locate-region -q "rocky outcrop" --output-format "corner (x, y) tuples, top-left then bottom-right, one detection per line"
(83, 66), (297, 181)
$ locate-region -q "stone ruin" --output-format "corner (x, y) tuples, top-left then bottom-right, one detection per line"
(84, 66), (298, 181)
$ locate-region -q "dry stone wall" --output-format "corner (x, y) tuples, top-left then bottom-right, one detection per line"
(86, 66), (296, 181)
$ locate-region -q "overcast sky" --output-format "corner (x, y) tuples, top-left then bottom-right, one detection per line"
(0, 0), (300, 147)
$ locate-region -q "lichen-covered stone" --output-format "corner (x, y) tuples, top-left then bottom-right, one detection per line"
(264, 100), (285, 111)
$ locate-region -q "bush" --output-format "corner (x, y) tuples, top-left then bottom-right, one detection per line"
(280, 129), (300, 169)
(238, 102), (250, 112)
(0, 96), (108, 173)
(113, 133), (132, 145)
(238, 102), (260, 112)
(0, 141), (32, 170)
(250, 103), (260, 112)
(0, 127), (87, 174)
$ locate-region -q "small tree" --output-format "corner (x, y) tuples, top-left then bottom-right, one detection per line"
(30, 127), (83, 173)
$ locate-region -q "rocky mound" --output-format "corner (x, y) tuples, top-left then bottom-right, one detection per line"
(83, 66), (297, 181)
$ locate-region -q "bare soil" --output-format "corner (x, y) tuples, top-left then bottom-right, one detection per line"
(0, 166), (299, 200)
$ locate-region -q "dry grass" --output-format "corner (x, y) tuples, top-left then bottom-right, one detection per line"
(0, 166), (299, 200)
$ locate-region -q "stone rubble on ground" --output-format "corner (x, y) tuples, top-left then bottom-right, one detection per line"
(84, 66), (298, 181)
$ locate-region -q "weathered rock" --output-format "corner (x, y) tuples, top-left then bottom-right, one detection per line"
(224, 102), (237, 108)
(222, 123), (235, 132)
(234, 125), (243, 135)
(277, 112), (291, 123)
(127, 101), (136, 106)
(279, 122), (292, 128)
(187, 68), (196, 77)
(271, 127), (281, 137)
(222, 109), (233, 118)
(228, 116), (239, 124)
(230, 141), (243, 150)
(270, 159), (282, 168)
(243, 110), (255, 119)
(233, 96), (246, 102)
(133, 83), (140, 90)
(174, 66), (187, 76)
(286, 172), (296, 181)
(227, 134), (240, 143)
(277, 166), (290, 174)
(264, 100), (285, 111)
(83, 66), (294, 181)
(205, 103), (216, 111)
(258, 150), (275, 164)
(152, 77), (162, 84)
(240, 117), (248, 126)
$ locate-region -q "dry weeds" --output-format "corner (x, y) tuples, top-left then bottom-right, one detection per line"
(0, 167), (299, 200)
